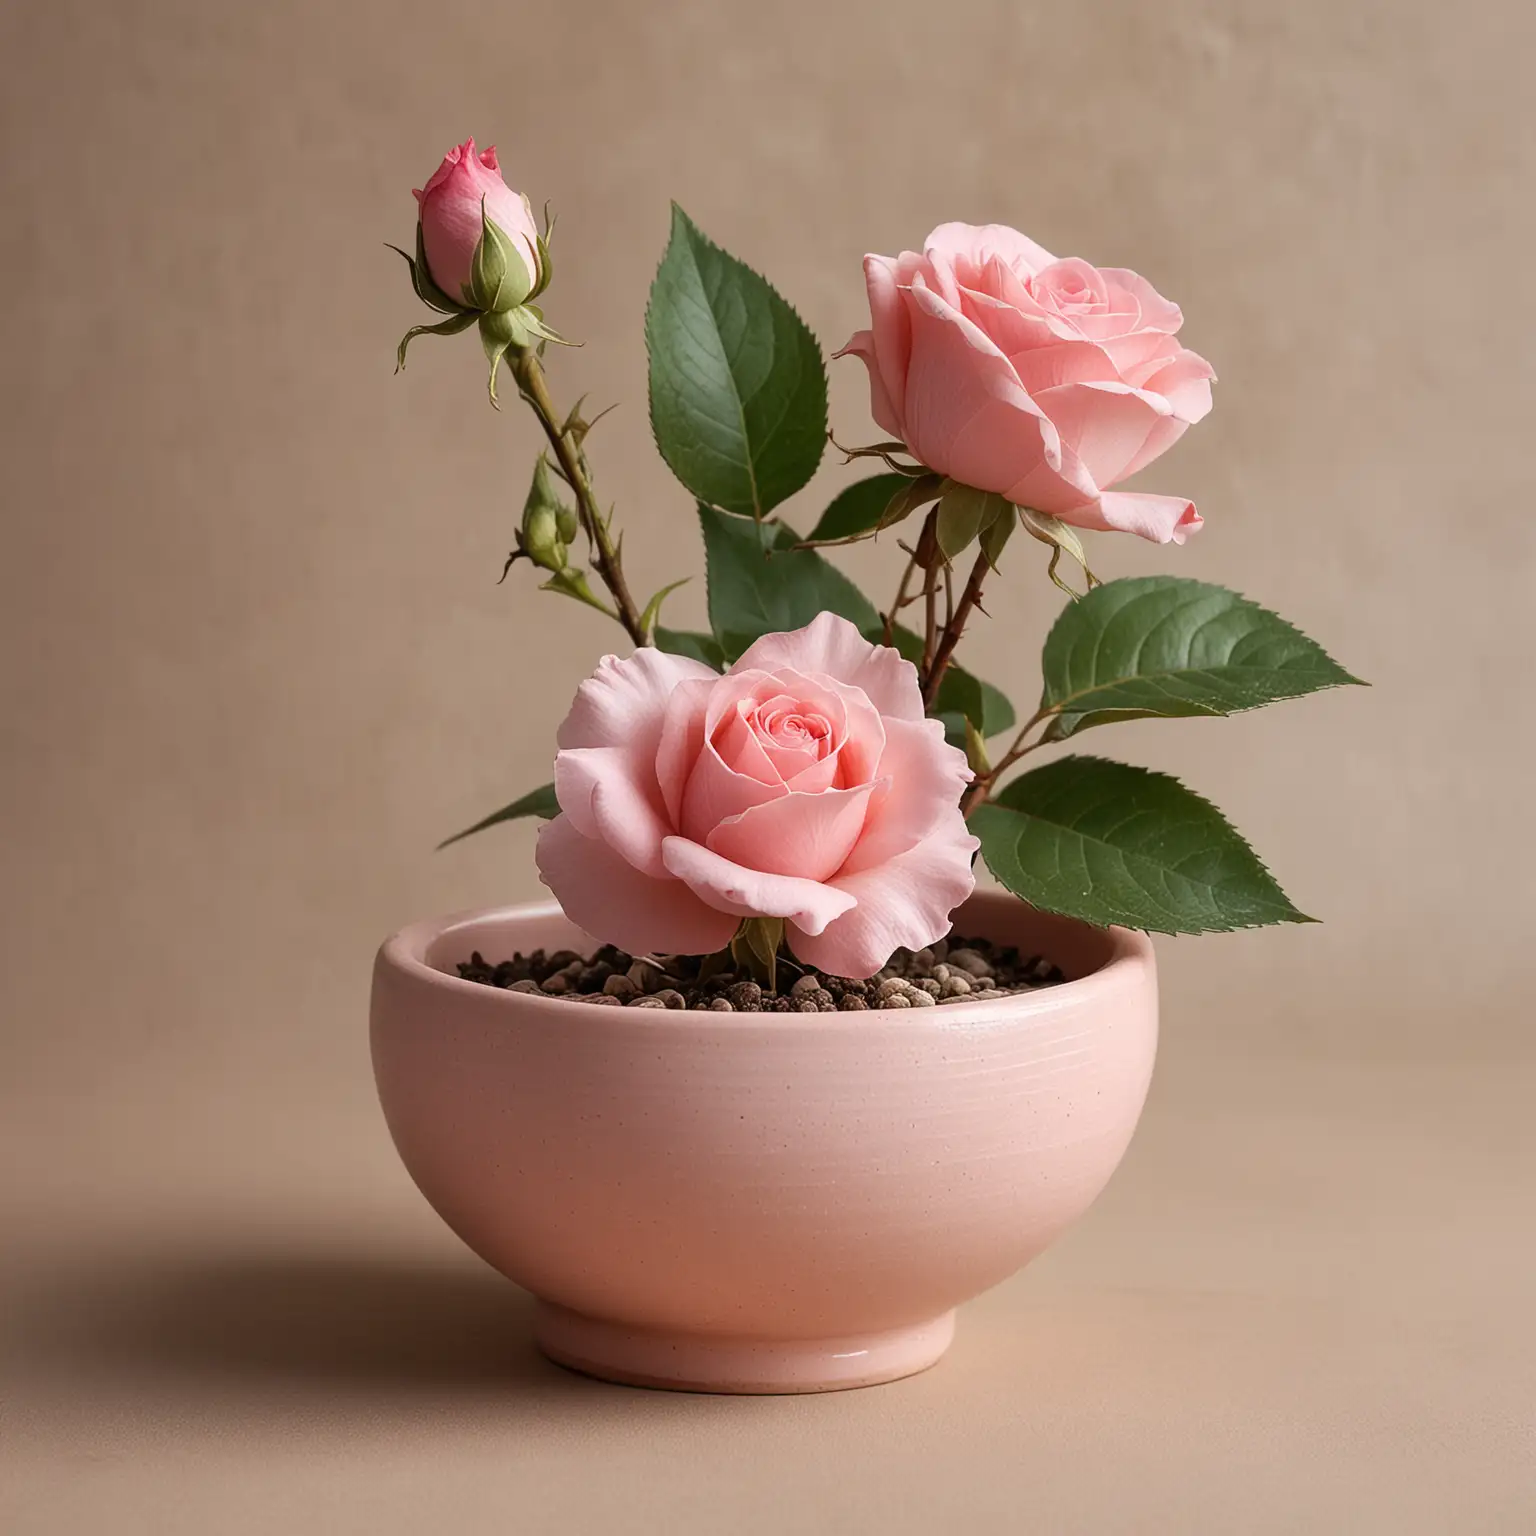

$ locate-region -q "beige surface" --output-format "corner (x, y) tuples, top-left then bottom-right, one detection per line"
(2, 0), (1533, 1530)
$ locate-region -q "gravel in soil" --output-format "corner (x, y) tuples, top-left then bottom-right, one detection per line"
(454, 936), (1066, 1011)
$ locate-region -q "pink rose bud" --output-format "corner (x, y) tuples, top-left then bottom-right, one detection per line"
(412, 138), (542, 311)
(536, 613), (979, 978)
(838, 223), (1215, 545)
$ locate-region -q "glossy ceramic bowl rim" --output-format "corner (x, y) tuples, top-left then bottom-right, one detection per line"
(379, 891), (1155, 1029)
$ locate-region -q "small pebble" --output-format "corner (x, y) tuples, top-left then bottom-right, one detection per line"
(726, 981), (763, 1011)
(947, 948), (991, 978)
(462, 934), (1063, 1011)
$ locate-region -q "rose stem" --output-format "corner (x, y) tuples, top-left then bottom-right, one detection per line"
(882, 548), (920, 647)
(921, 550), (989, 708)
(960, 707), (1052, 816)
(510, 347), (648, 646)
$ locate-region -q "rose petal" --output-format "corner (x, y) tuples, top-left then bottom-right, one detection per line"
(680, 741), (785, 843)
(837, 716), (972, 875)
(558, 648), (718, 752)
(654, 677), (715, 828)
(958, 284), (1084, 358)
(1139, 347), (1216, 424)
(1002, 332), (1125, 396)
(1066, 492), (1204, 545)
(901, 275), (1069, 499)
(733, 613), (923, 723)
(1115, 413), (1189, 484)
(1098, 268), (1183, 333)
(862, 254), (912, 433)
(553, 747), (671, 876)
(1099, 328), (1180, 378)
(924, 222), (1056, 281)
(662, 837), (857, 935)
(835, 329), (905, 440)
(786, 816), (980, 979)
(1033, 380), (1174, 491)
(536, 816), (737, 956)
(706, 783), (876, 884)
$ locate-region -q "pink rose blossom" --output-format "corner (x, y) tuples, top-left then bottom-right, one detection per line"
(839, 223), (1215, 544)
(412, 138), (541, 307)
(536, 613), (979, 978)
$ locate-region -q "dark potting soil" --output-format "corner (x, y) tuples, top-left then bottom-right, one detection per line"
(454, 936), (1066, 1012)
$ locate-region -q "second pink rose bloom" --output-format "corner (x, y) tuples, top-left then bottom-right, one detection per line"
(536, 614), (978, 979)
(412, 138), (542, 307)
(839, 222), (1215, 544)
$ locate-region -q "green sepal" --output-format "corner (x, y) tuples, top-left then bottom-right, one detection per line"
(478, 308), (536, 405)
(963, 717), (991, 776)
(387, 223), (472, 316)
(730, 916), (785, 992)
(522, 454), (576, 566)
(878, 472), (946, 532)
(833, 439), (929, 476)
(979, 502), (1016, 569)
(1020, 506), (1097, 595)
(935, 483), (1008, 561)
(469, 197), (535, 313)
(395, 310), (478, 371)
(521, 504), (567, 573)
(542, 566), (617, 618)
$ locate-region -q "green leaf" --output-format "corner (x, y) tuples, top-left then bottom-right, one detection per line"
(700, 504), (878, 659)
(646, 205), (827, 518)
(438, 783), (559, 850)
(655, 626), (726, 670)
(884, 625), (1016, 745)
(1040, 576), (1364, 741)
(973, 756), (1311, 933)
(806, 473), (909, 543)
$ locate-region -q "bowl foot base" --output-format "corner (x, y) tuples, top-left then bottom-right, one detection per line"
(534, 1301), (956, 1394)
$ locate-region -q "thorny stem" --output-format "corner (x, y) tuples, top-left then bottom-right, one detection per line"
(921, 550), (989, 708)
(510, 347), (648, 646)
(882, 546), (921, 647)
(921, 560), (940, 675)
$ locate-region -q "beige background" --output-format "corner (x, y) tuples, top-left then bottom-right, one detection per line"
(3, 0), (1533, 1530)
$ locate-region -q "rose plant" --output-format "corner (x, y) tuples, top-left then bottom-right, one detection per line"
(393, 142), (1361, 985)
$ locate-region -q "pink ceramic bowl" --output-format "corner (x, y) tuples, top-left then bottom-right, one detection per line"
(370, 890), (1156, 1393)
